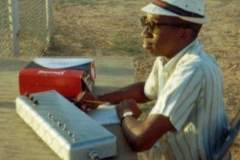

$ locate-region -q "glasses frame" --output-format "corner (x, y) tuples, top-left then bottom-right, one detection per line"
(140, 16), (190, 34)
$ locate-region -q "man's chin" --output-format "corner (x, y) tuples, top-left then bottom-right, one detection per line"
(145, 49), (158, 57)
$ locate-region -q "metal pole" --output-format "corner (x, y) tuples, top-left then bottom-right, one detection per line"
(8, 0), (20, 56)
(45, 0), (54, 48)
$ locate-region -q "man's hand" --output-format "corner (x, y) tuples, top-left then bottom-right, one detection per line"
(74, 91), (99, 112)
(116, 99), (142, 119)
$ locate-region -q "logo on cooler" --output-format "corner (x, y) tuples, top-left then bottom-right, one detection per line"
(38, 70), (66, 75)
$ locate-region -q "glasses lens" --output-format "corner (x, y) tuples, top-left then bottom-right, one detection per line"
(140, 17), (146, 28)
(140, 16), (153, 33)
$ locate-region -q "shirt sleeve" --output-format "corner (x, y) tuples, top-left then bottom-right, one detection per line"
(144, 59), (161, 100)
(150, 63), (204, 131)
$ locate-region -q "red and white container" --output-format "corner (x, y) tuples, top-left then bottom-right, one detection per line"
(18, 58), (96, 99)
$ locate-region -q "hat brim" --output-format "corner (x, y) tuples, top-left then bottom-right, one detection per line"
(141, 4), (210, 24)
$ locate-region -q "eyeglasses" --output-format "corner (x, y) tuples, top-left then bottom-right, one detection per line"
(140, 16), (189, 34)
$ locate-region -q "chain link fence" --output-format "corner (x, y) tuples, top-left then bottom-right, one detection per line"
(0, 0), (53, 57)
(0, 1), (13, 57)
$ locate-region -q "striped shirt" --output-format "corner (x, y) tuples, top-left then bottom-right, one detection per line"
(144, 40), (230, 160)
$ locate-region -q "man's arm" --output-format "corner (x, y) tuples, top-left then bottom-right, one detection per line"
(75, 82), (151, 111)
(97, 82), (150, 104)
(121, 114), (174, 152)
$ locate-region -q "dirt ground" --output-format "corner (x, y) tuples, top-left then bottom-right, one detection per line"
(50, 0), (240, 159)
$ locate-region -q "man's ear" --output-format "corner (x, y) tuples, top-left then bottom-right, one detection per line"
(180, 28), (193, 41)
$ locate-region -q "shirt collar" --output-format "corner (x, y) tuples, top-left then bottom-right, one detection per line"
(159, 39), (197, 72)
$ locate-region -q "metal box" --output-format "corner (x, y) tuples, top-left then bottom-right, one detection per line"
(16, 90), (117, 160)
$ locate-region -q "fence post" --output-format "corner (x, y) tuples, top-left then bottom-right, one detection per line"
(8, 0), (20, 56)
(46, 0), (54, 48)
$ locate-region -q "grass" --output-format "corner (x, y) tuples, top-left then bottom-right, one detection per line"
(108, 35), (144, 55)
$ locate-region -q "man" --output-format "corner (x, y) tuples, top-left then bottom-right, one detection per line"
(75, 0), (231, 159)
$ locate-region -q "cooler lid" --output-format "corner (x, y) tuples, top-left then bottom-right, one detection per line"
(33, 58), (93, 69)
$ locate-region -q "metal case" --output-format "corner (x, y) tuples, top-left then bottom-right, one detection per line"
(16, 90), (117, 160)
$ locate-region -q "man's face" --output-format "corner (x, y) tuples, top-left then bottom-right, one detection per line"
(141, 13), (184, 58)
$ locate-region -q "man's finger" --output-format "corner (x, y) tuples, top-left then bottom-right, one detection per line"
(80, 104), (88, 112)
(76, 91), (86, 101)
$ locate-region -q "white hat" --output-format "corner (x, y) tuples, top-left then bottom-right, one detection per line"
(141, 0), (210, 24)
